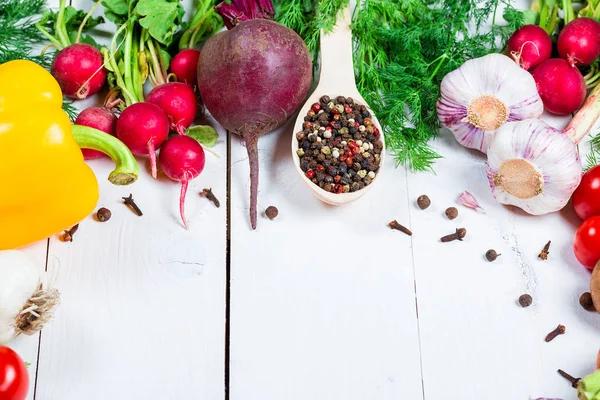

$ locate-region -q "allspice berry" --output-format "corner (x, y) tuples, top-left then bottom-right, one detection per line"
(445, 207), (458, 220)
(265, 206), (279, 220)
(417, 195), (431, 210)
(580, 292), (596, 312)
(485, 249), (500, 262)
(519, 294), (533, 307)
(96, 207), (111, 222)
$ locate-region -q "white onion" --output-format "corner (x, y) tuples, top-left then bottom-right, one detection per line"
(437, 53), (544, 153)
(0, 250), (59, 344)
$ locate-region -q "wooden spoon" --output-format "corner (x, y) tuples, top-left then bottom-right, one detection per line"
(291, 4), (385, 205)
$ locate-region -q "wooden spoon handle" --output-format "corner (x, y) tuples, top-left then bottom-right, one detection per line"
(318, 5), (356, 93)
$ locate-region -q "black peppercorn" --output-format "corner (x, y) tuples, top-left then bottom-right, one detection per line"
(348, 168), (356, 176)
(325, 175), (334, 184)
(351, 182), (360, 192)
(349, 127), (357, 134)
(337, 96), (346, 104)
(340, 176), (350, 185)
(320, 95), (330, 103)
(328, 167), (338, 176)
(346, 97), (354, 104)
(339, 164), (347, 174)
(265, 206), (278, 219)
(317, 154), (326, 162)
(417, 195), (431, 210)
(362, 110), (370, 117)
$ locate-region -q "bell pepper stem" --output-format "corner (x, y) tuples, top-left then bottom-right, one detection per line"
(71, 125), (140, 185)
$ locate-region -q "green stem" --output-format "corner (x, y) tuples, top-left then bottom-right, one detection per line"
(71, 125), (140, 185)
(123, 21), (135, 101)
(75, 0), (102, 44)
(563, 0), (575, 25)
(188, 8), (216, 49)
(55, 0), (71, 48)
(146, 39), (166, 86)
(563, 78), (600, 145)
(428, 53), (448, 81)
(35, 23), (64, 49)
(102, 47), (137, 106)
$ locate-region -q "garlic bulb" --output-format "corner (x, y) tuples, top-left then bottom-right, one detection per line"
(486, 119), (582, 215)
(437, 53), (544, 153)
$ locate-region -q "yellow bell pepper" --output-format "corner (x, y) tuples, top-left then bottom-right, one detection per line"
(0, 60), (139, 250)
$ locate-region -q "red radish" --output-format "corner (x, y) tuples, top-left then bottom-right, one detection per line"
(158, 135), (206, 228)
(198, 0), (312, 229)
(558, 17), (600, 67)
(170, 49), (201, 85)
(116, 102), (169, 178)
(52, 43), (107, 99)
(507, 25), (552, 70)
(75, 106), (118, 160)
(146, 82), (198, 134)
(531, 58), (586, 115)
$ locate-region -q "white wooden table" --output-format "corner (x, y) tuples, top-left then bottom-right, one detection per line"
(8, 1), (600, 399)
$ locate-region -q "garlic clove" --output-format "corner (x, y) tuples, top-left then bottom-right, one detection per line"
(487, 119), (582, 215)
(437, 53), (544, 153)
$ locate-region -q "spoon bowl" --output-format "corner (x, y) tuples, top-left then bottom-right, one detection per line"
(291, 5), (385, 206)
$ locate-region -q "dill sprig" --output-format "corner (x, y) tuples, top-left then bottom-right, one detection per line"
(0, 0), (46, 63)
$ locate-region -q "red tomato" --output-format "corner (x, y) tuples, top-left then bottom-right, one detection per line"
(573, 165), (600, 220)
(0, 346), (28, 400)
(574, 216), (600, 270)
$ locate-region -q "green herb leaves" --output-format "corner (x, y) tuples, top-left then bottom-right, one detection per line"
(187, 125), (219, 148)
(136, 0), (184, 46)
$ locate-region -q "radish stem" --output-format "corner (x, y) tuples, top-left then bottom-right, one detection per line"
(564, 81), (600, 145)
(75, 0), (102, 44)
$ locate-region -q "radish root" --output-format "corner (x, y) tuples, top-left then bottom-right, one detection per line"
(180, 180), (189, 229)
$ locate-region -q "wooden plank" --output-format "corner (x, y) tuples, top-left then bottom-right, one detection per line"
(408, 113), (600, 399)
(32, 1), (227, 398)
(228, 117), (423, 399)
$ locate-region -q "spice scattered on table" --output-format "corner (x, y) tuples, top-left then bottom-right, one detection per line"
(518, 294), (533, 307)
(265, 206), (278, 220)
(417, 195), (431, 210)
(295, 95), (383, 194)
(122, 194), (143, 216)
(545, 324), (566, 342)
(557, 369), (581, 388)
(539, 240), (551, 260)
(580, 292), (596, 312)
(445, 207), (458, 220)
(440, 228), (466, 243)
(62, 224), (79, 242)
(485, 249), (500, 262)
(202, 188), (220, 208)
(388, 220), (412, 236)
(96, 208), (111, 222)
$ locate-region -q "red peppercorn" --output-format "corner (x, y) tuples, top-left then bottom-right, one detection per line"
(344, 105), (352, 114)
(334, 184), (343, 194)
(333, 114), (340, 121)
(344, 149), (352, 157)
(316, 164), (325, 173)
(373, 127), (380, 137)
(332, 108), (339, 115)
(312, 103), (321, 113)
(305, 170), (315, 179)
(339, 155), (347, 162)
(303, 121), (312, 129)
(352, 146), (361, 155)
(329, 121), (336, 127)
(346, 156), (354, 166)
(325, 126), (333, 132)
(348, 141), (359, 149)
(334, 175), (341, 183)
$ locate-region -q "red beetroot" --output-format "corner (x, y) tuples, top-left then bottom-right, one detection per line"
(198, 1), (312, 229)
(146, 82), (198, 134)
(116, 102), (169, 178)
(531, 58), (587, 115)
(507, 25), (552, 70)
(75, 106), (118, 160)
(170, 49), (201, 85)
(558, 17), (600, 67)
(158, 135), (206, 228)
(51, 43), (107, 99)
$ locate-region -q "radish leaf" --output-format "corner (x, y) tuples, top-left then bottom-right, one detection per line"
(186, 125), (219, 147)
(134, 0), (184, 45)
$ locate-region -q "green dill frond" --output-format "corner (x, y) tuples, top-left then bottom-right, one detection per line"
(585, 132), (600, 171)
(62, 100), (78, 122)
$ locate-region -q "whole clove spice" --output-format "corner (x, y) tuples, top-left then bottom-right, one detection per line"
(265, 206), (279, 219)
(545, 324), (566, 342)
(122, 194), (143, 216)
(440, 228), (466, 242)
(202, 188), (220, 208)
(538, 240), (551, 260)
(518, 294), (533, 307)
(62, 224), (79, 242)
(388, 220), (412, 236)
(485, 249), (500, 262)
(580, 292), (596, 312)
(445, 207), (458, 220)
(417, 195), (431, 210)
(96, 208), (111, 222)
(557, 369), (581, 388)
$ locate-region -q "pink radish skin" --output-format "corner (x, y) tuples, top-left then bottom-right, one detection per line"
(170, 49), (201, 85)
(507, 25), (552, 70)
(158, 135), (206, 229)
(116, 102), (170, 178)
(532, 58), (587, 115)
(198, 17), (312, 229)
(146, 82), (198, 134)
(51, 43), (107, 99)
(558, 17), (600, 67)
(75, 106), (118, 160)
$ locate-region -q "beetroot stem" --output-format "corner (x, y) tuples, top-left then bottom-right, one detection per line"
(148, 140), (158, 178)
(180, 180), (189, 229)
(246, 138), (259, 230)
(564, 79), (600, 145)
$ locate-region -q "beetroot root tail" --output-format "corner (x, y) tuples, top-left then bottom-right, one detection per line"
(148, 140), (157, 178)
(246, 138), (259, 230)
(180, 180), (189, 229)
